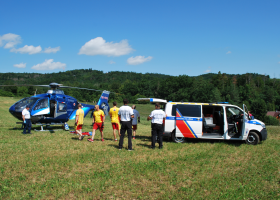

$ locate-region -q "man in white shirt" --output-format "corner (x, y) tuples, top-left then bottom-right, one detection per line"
(147, 103), (166, 149)
(131, 105), (140, 139)
(118, 99), (134, 151)
(22, 105), (32, 134)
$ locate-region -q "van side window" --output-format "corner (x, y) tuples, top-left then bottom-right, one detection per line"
(171, 105), (177, 116)
(176, 104), (201, 117)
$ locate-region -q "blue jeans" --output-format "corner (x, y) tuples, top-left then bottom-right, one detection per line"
(23, 119), (31, 133)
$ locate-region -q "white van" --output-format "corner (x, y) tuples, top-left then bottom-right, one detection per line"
(138, 98), (267, 145)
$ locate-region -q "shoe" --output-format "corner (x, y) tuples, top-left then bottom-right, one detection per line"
(101, 139), (104, 142)
(22, 132), (26, 134)
(150, 147), (155, 149)
(27, 132), (32, 134)
(79, 136), (85, 140)
(119, 148), (122, 150)
(87, 139), (94, 142)
(128, 149), (134, 151)
(114, 139), (118, 141)
(159, 146), (163, 149)
(132, 137), (135, 139)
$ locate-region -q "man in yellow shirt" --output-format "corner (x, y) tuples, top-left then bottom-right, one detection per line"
(75, 104), (85, 140)
(88, 105), (105, 142)
(109, 101), (120, 141)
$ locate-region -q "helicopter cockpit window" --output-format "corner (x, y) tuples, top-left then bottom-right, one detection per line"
(58, 102), (67, 112)
(34, 99), (49, 110)
(15, 97), (39, 111)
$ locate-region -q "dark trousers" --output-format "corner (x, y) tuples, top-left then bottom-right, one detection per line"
(151, 123), (163, 148)
(23, 119), (31, 133)
(119, 121), (132, 149)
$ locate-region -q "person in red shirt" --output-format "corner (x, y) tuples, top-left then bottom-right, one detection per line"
(88, 105), (105, 142)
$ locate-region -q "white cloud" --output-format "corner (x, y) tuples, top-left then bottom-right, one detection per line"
(109, 60), (116, 64)
(0, 33), (21, 49)
(79, 37), (134, 56)
(204, 67), (211, 73)
(226, 51), (231, 54)
(13, 62), (26, 68)
(44, 46), (60, 53)
(31, 59), (66, 70)
(127, 56), (153, 65)
(11, 45), (42, 54)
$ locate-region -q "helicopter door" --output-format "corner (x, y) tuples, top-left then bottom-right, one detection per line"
(31, 98), (50, 116)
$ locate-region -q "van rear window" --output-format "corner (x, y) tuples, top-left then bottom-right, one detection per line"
(172, 104), (201, 117)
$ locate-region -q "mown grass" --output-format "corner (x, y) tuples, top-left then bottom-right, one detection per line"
(0, 96), (279, 199)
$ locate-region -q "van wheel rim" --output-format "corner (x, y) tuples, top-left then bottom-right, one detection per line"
(247, 135), (255, 143)
(175, 137), (184, 142)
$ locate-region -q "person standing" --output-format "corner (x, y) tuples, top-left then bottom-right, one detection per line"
(131, 105), (140, 139)
(88, 105), (105, 142)
(118, 99), (134, 151)
(147, 103), (166, 149)
(22, 105), (31, 134)
(109, 101), (120, 141)
(75, 104), (85, 140)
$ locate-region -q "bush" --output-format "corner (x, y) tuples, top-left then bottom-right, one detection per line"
(263, 115), (280, 126)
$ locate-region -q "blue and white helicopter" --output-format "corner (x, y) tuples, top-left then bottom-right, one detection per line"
(6, 83), (110, 127)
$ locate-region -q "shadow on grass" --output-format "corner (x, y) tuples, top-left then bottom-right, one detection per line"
(136, 135), (151, 141)
(186, 138), (244, 146)
(137, 143), (151, 148)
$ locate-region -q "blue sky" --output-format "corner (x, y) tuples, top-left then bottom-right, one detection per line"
(0, 0), (280, 78)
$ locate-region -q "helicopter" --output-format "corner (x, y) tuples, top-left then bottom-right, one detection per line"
(4, 83), (111, 125)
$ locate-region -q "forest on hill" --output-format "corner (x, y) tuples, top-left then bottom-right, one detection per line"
(0, 69), (280, 125)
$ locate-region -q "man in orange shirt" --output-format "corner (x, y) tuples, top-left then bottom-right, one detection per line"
(109, 101), (120, 141)
(75, 104), (85, 140)
(88, 105), (105, 142)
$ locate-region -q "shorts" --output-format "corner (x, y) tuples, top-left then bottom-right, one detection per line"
(76, 125), (83, 130)
(93, 123), (104, 131)
(132, 125), (137, 130)
(111, 123), (119, 130)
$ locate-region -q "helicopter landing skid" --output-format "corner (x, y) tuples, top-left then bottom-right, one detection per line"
(34, 123), (66, 132)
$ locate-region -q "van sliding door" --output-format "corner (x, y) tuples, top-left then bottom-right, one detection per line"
(175, 104), (202, 138)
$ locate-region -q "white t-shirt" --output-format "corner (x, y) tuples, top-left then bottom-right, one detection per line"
(118, 105), (134, 121)
(22, 108), (31, 119)
(149, 109), (166, 124)
(132, 109), (140, 125)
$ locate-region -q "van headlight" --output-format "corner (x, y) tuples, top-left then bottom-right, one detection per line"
(261, 124), (266, 129)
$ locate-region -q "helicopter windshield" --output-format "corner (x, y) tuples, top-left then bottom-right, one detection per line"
(14, 97), (40, 112)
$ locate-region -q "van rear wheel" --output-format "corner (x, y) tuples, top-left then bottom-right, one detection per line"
(172, 132), (185, 143)
(246, 131), (259, 145)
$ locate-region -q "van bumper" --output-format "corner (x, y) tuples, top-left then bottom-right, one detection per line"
(163, 132), (172, 138)
(260, 128), (267, 141)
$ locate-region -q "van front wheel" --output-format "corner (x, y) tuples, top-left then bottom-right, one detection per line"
(172, 132), (185, 143)
(246, 131), (259, 145)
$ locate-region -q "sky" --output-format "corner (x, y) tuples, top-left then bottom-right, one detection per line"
(0, 0), (280, 78)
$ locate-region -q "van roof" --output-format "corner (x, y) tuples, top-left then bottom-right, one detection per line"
(168, 102), (233, 106)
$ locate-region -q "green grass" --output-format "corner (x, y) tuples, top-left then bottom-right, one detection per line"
(0, 96), (279, 199)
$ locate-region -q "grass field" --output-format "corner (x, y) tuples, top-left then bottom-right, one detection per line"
(0, 96), (279, 199)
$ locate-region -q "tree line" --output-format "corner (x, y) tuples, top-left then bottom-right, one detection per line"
(0, 69), (279, 125)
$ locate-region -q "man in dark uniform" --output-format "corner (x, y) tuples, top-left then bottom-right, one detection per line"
(147, 103), (166, 149)
(118, 99), (134, 151)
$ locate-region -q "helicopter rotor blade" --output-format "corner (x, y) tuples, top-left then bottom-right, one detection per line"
(0, 84), (50, 87)
(0, 84), (115, 93)
(60, 86), (104, 92)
